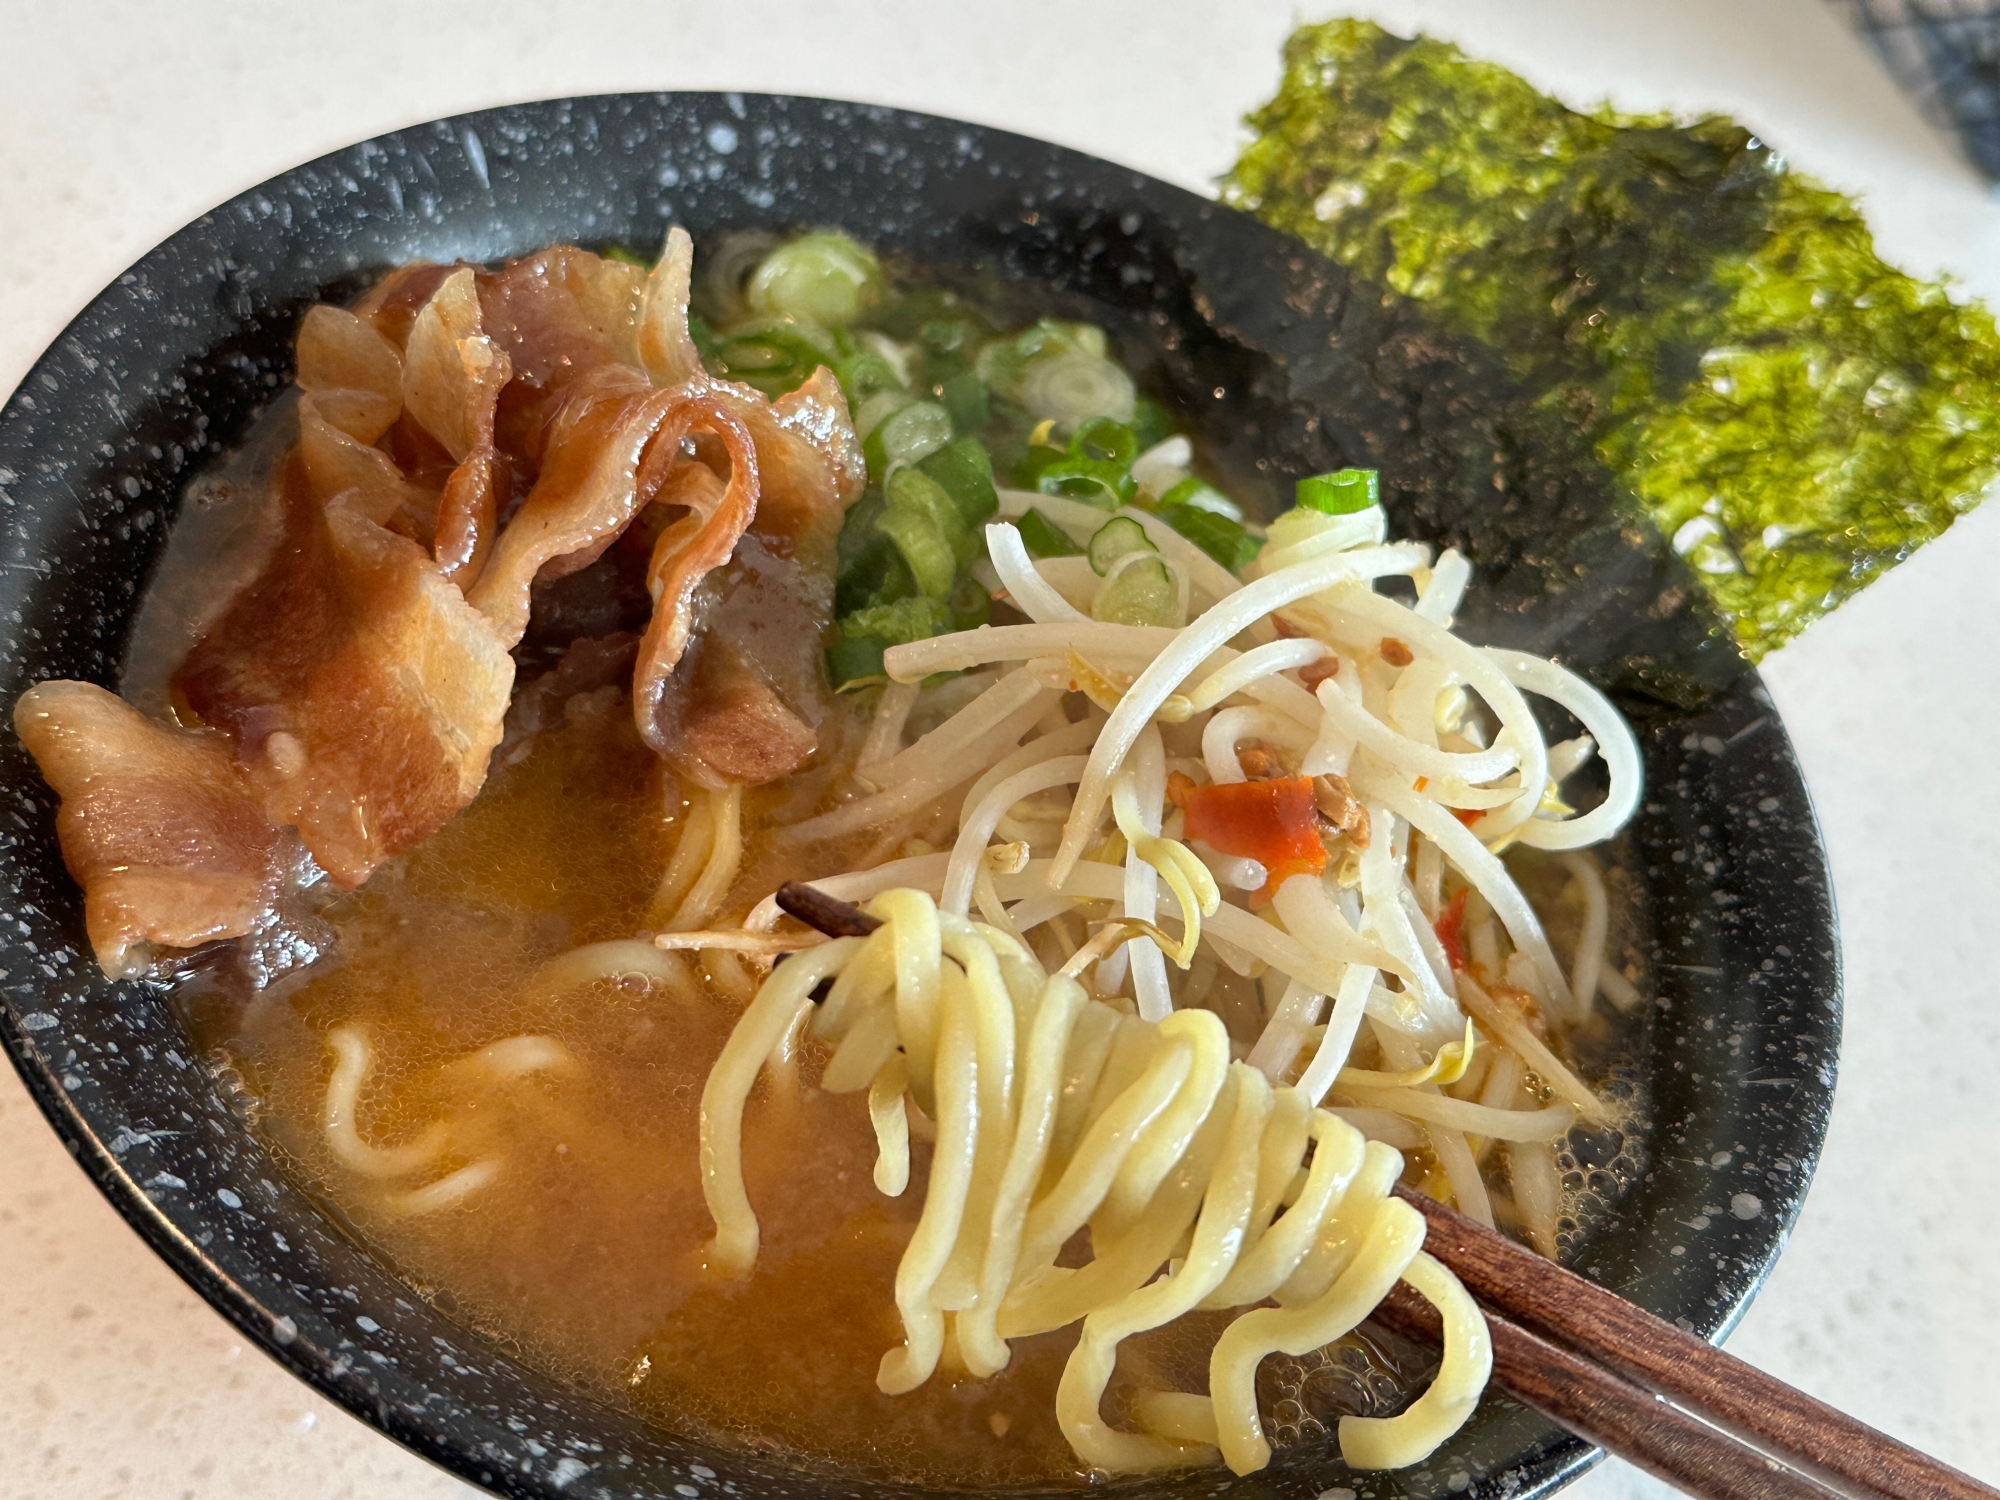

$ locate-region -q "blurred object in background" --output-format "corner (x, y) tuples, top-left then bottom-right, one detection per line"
(1837, 0), (2000, 179)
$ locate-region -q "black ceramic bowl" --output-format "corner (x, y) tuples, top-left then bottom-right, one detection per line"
(0, 94), (1838, 1500)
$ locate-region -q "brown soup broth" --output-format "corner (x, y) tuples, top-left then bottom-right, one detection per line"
(181, 690), (1108, 1484)
(180, 681), (1649, 1486)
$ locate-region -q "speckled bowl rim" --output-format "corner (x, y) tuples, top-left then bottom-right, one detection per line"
(0, 93), (1841, 1500)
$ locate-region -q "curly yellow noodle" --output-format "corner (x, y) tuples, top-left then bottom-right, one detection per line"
(1011, 1038), (1191, 1276)
(1337, 1250), (1493, 1470)
(933, 921), (1021, 1314)
(878, 960), (980, 1393)
(698, 893), (1493, 1478)
(1202, 1113), (1364, 1310)
(1209, 1194), (1427, 1475)
(1097, 1008), (1230, 1237)
(956, 974), (1084, 1376)
(1056, 1064), (1271, 1472)
(698, 936), (863, 1275)
(867, 1054), (912, 1197)
(1000, 1098), (1225, 1341)
(1277, 1139), (1404, 1306)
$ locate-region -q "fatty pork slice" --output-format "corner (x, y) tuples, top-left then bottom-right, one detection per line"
(625, 228), (862, 785)
(400, 268), (514, 589)
(460, 234), (853, 787)
(13, 682), (281, 979)
(295, 303), (403, 444)
(637, 226), (866, 508)
(475, 245), (647, 468)
(467, 365), (688, 641)
(299, 269), (515, 589)
(174, 454), (515, 889)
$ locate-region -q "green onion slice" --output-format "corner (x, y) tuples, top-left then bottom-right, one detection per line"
(939, 371), (989, 434)
(916, 438), (999, 530)
(864, 401), (954, 478)
(1037, 456), (1136, 510)
(1156, 502), (1262, 573)
(708, 316), (842, 397)
(1295, 467), (1380, 514)
(1159, 475), (1243, 519)
(878, 467), (977, 597)
(1087, 516), (1158, 576)
(1016, 507), (1083, 560)
(1092, 555), (1179, 627)
(745, 231), (883, 328)
(1070, 417), (1140, 467)
(827, 633), (890, 691)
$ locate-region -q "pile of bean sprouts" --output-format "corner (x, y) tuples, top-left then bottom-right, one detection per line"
(691, 482), (1645, 1475)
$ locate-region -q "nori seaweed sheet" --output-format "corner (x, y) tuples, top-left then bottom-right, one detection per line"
(1226, 19), (2000, 657)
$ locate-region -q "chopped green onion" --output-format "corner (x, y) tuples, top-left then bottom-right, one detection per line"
(1010, 441), (1069, 490)
(1020, 349), (1137, 428)
(916, 437), (999, 530)
(856, 331), (915, 387)
(824, 266), (1225, 668)
(874, 511), (955, 600)
(709, 315), (840, 397)
(745, 231), (883, 328)
(1296, 467), (1380, 515)
(877, 466), (976, 599)
(946, 571), (992, 632)
(1159, 475), (1243, 520)
(1036, 456), (1135, 509)
(975, 319), (1110, 400)
(1130, 398), (1176, 453)
(686, 312), (724, 376)
(1070, 417), (1139, 467)
(1015, 507), (1083, 560)
(919, 317), (978, 358)
(832, 330), (907, 406)
(827, 633), (890, 690)
(833, 487), (914, 617)
(864, 401), (954, 479)
(842, 596), (948, 642)
(828, 596), (953, 690)
(853, 389), (913, 440)
(1087, 516), (1157, 576)
(1156, 501), (1262, 573)
(601, 244), (652, 269)
(834, 545), (911, 618)
(873, 288), (995, 345)
(1092, 556), (1179, 626)
(939, 371), (989, 434)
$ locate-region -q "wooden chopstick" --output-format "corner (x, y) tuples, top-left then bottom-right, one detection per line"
(1370, 1281), (1839, 1500)
(765, 883), (1991, 1499)
(1391, 1186), (1998, 1500)
(776, 881), (883, 937)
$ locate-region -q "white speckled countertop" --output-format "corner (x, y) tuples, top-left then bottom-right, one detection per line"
(3, 3), (1997, 1496)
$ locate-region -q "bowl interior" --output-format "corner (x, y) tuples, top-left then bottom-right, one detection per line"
(0, 93), (1838, 1500)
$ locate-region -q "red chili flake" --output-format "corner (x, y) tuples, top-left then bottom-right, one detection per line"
(1433, 889), (1469, 971)
(1170, 774), (1327, 905)
(1380, 636), (1414, 667)
(1452, 806), (1484, 829)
